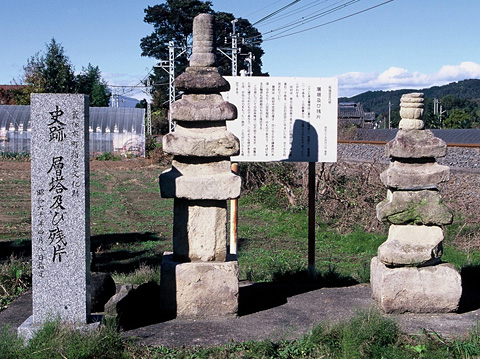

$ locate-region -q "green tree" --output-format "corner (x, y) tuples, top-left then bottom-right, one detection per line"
(15, 38), (75, 104)
(76, 64), (111, 107)
(443, 108), (472, 129)
(140, 0), (266, 109)
(41, 38), (76, 93)
(15, 39), (111, 106)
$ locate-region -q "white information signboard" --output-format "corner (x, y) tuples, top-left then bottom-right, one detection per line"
(224, 76), (338, 163)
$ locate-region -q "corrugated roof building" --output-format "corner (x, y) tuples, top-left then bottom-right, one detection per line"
(0, 105), (145, 156)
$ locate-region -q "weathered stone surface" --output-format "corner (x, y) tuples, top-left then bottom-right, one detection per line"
(376, 189), (453, 225)
(175, 67), (230, 93)
(160, 253), (239, 318)
(116, 282), (163, 330)
(377, 224), (443, 266)
(173, 199), (227, 262)
(171, 94), (237, 122)
(104, 284), (136, 317)
(398, 119), (424, 130)
(399, 93), (424, 120)
(163, 129), (240, 157)
(160, 169), (241, 200)
(386, 130), (447, 159)
(380, 161), (450, 189)
(190, 14), (216, 67)
(90, 272), (116, 313)
(370, 257), (462, 313)
(159, 13), (240, 317)
(172, 158), (233, 175)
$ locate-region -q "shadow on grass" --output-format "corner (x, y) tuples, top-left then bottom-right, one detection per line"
(91, 232), (167, 273)
(239, 268), (358, 316)
(0, 239), (31, 261)
(0, 232), (168, 275)
(458, 265), (480, 313)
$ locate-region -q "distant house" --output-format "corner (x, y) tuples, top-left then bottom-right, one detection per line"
(338, 102), (375, 128)
(0, 85), (26, 105)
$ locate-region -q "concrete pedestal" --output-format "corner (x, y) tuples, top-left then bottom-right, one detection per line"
(160, 253), (239, 318)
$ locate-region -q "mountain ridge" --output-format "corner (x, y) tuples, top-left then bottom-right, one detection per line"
(339, 79), (480, 114)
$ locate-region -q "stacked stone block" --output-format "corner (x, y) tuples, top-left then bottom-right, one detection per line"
(159, 14), (241, 317)
(370, 93), (462, 313)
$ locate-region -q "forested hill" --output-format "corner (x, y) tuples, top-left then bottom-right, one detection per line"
(339, 79), (480, 114)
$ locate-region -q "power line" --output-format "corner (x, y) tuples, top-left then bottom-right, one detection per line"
(256, 0), (331, 27)
(252, 0), (302, 26)
(261, 0), (361, 36)
(261, 0), (394, 42)
(245, 0), (287, 20)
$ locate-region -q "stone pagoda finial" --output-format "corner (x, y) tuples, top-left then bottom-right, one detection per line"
(371, 92), (461, 314)
(190, 13), (216, 67)
(158, 13), (241, 318)
(399, 93), (424, 130)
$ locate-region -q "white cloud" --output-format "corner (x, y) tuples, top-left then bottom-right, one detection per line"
(338, 62), (480, 97)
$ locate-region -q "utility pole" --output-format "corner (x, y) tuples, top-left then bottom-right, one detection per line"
(231, 19), (238, 76)
(168, 41), (176, 132)
(154, 41), (187, 133)
(388, 101), (391, 129)
(146, 78), (152, 136)
(245, 52), (254, 76)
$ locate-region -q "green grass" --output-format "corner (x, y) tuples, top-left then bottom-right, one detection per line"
(236, 202), (386, 284)
(112, 263), (161, 285)
(2, 310), (480, 358)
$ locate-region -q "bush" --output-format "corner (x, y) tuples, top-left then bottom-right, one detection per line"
(0, 152), (30, 161)
(94, 152), (121, 161)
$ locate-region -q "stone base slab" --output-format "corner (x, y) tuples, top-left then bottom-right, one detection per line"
(370, 256), (462, 313)
(160, 253), (239, 318)
(18, 314), (102, 343)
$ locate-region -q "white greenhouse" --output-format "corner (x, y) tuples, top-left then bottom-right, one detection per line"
(0, 105), (145, 157)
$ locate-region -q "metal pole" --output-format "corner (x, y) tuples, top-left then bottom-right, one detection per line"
(388, 101), (391, 129)
(308, 161), (316, 280)
(168, 41), (175, 132)
(146, 78), (152, 136)
(230, 163), (239, 254)
(230, 19), (239, 255)
(231, 19), (238, 76)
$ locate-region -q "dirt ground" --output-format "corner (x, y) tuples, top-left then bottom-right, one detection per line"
(0, 157), (166, 241)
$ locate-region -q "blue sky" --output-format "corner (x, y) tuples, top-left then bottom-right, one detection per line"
(1, 0), (479, 98)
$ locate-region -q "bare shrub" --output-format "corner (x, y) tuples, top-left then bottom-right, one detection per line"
(238, 160), (387, 233)
(315, 161), (387, 234)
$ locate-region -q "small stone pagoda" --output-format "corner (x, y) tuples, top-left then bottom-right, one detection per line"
(370, 93), (462, 313)
(159, 13), (241, 317)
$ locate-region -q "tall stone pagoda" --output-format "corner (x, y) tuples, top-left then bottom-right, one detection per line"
(159, 13), (242, 317)
(371, 93), (462, 313)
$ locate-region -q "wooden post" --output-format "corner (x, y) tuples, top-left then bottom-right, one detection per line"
(308, 161), (316, 280)
(230, 162), (239, 254)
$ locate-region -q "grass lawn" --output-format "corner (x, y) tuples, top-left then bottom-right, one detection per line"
(2, 158), (480, 358)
